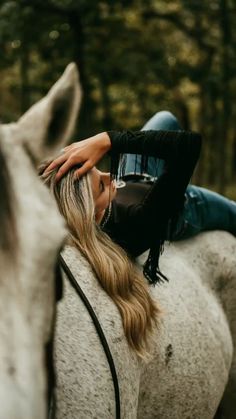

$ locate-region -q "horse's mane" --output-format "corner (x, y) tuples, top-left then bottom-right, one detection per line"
(0, 135), (18, 257)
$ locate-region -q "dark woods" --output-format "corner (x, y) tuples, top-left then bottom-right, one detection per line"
(0, 0), (236, 195)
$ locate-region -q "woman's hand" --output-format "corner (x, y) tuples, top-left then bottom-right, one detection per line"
(43, 132), (111, 181)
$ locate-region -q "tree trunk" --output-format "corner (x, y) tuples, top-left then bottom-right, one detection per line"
(68, 11), (98, 138)
(195, 83), (209, 186)
(20, 43), (30, 113)
(218, 0), (231, 194)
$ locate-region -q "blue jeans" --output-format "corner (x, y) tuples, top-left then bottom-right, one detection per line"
(122, 111), (236, 240)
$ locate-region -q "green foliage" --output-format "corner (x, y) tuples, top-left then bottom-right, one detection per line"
(0, 0), (235, 192)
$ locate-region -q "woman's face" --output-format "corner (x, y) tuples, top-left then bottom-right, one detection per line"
(90, 167), (117, 222)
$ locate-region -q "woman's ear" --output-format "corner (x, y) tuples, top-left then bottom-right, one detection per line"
(16, 63), (82, 165)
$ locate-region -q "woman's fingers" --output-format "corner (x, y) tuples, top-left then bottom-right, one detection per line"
(55, 156), (82, 181)
(43, 154), (67, 174)
(73, 161), (93, 179)
(42, 133), (110, 181)
(43, 148), (91, 182)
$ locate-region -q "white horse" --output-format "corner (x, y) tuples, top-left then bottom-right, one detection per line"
(0, 63), (81, 419)
(1, 63), (236, 419)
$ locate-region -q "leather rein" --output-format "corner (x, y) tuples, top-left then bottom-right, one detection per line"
(52, 254), (121, 419)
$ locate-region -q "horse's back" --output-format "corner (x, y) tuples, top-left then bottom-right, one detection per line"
(56, 232), (236, 418)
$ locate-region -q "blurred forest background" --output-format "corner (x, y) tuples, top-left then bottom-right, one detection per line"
(0, 0), (236, 195)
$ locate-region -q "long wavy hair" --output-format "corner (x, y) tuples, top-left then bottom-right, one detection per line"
(40, 162), (161, 357)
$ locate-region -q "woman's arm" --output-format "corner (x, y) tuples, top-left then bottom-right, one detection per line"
(108, 130), (201, 186)
(43, 129), (201, 184)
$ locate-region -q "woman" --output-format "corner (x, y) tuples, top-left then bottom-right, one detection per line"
(43, 116), (202, 284)
(44, 112), (236, 269)
(41, 122), (201, 357)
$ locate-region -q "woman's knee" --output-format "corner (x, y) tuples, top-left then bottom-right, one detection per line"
(142, 110), (181, 131)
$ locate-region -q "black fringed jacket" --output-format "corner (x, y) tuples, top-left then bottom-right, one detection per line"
(102, 130), (202, 285)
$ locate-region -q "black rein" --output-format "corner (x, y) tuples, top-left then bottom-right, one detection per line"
(59, 254), (121, 419)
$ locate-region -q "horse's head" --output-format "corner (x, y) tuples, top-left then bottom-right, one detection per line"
(0, 63), (81, 418)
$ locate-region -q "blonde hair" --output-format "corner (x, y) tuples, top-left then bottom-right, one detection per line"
(41, 163), (161, 357)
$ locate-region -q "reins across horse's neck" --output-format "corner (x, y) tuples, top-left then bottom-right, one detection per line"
(59, 254), (121, 419)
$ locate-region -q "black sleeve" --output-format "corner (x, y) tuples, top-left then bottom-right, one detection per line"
(106, 130), (202, 285)
(107, 130), (201, 189)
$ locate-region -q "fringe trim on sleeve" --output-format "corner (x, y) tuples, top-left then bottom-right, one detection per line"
(143, 195), (185, 286)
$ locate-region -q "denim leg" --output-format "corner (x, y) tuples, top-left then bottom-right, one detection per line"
(123, 111), (181, 177)
(173, 185), (236, 240)
(142, 110), (181, 131)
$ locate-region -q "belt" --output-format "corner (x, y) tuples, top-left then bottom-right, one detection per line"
(122, 173), (155, 184)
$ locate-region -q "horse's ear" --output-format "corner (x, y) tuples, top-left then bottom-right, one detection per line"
(17, 63), (82, 163)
